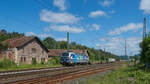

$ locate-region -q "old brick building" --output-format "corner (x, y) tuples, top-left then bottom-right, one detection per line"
(1, 36), (49, 64)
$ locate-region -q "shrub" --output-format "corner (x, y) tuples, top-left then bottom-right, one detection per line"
(41, 59), (45, 65)
(0, 58), (16, 68)
(47, 57), (60, 65)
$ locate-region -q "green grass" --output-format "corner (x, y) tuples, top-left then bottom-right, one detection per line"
(81, 64), (150, 84)
(0, 58), (62, 71)
(0, 63), (62, 71)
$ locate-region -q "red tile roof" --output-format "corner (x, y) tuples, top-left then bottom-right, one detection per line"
(48, 49), (89, 57)
(2, 36), (49, 52)
(2, 36), (34, 48)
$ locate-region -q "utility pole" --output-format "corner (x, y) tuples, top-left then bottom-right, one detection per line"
(125, 40), (129, 65)
(97, 45), (101, 64)
(98, 46), (101, 64)
(67, 32), (69, 52)
(99, 49), (101, 64)
(125, 40), (127, 58)
(104, 48), (106, 63)
(143, 17), (146, 39)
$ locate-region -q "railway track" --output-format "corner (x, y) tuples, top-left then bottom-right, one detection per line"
(0, 63), (121, 84)
(0, 65), (88, 83)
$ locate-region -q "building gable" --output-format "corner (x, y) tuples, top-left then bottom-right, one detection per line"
(3, 36), (49, 52)
(18, 37), (49, 52)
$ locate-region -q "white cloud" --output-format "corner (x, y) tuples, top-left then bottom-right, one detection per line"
(26, 32), (36, 36)
(40, 10), (82, 24)
(97, 37), (142, 56)
(89, 24), (100, 30)
(96, 44), (101, 47)
(109, 23), (143, 35)
(93, 24), (100, 30)
(55, 38), (67, 41)
(38, 33), (52, 38)
(140, 0), (150, 14)
(45, 25), (85, 33)
(25, 32), (52, 38)
(53, 0), (67, 11)
(89, 10), (107, 18)
(100, 0), (113, 7)
(99, 37), (110, 42)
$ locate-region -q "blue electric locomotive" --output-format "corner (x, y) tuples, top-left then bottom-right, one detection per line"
(60, 51), (89, 65)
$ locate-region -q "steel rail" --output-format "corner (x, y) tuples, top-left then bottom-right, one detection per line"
(3, 63), (120, 84)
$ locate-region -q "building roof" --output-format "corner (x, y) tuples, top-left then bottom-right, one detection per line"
(48, 49), (89, 57)
(3, 36), (33, 48)
(3, 36), (49, 52)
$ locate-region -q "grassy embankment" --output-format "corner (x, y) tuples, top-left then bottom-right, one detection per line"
(82, 63), (150, 84)
(0, 58), (62, 71)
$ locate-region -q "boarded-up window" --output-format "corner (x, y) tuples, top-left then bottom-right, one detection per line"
(20, 57), (26, 63)
(24, 57), (26, 62)
(20, 57), (23, 62)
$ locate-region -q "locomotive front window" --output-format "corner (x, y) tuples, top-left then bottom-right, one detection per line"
(62, 53), (69, 57)
(86, 56), (89, 59)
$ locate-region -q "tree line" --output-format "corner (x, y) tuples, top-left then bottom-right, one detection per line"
(0, 29), (119, 62)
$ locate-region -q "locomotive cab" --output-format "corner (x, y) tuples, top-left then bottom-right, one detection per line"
(60, 52), (76, 65)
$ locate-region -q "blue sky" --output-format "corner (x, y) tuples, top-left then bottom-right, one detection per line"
(0, 0), (150, 56)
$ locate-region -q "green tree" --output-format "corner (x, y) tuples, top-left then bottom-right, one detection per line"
(43, 37), (57, 49)
(0, 29), (24, 43)
(57, 41), (68, 49)
(140, 36), (150, 67)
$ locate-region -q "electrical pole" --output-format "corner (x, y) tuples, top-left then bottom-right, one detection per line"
(125, 40), (127, 58)
(98, 46), (101, 64)
(67, 32), (69, 52)
(143, 17), (146, 39)
(104, 48), (106, 63)
(97, 45), (101, 64)
(125, 40), (129, 65)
